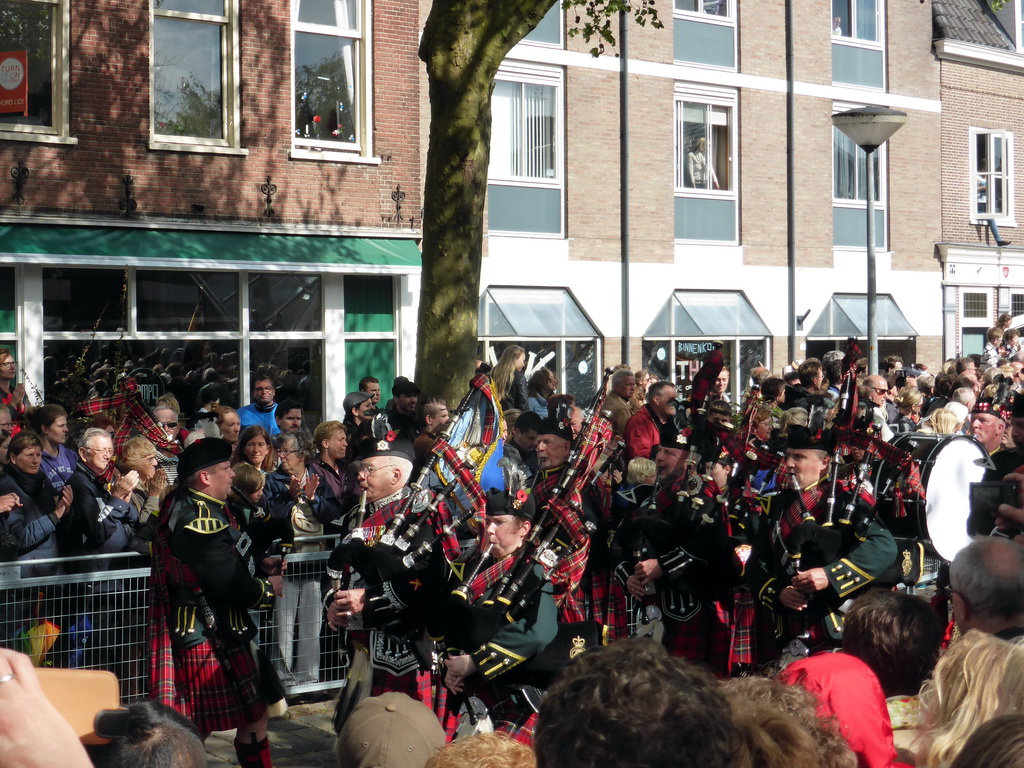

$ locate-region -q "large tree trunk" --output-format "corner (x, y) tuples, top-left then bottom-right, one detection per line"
(416, 0), (555, 405)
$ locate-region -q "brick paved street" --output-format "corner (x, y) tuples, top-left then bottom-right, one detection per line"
(206, 697), (336, 767)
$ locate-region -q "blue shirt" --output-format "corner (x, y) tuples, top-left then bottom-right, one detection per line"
(40, 444), (77, 493)
(238, 402), (279, 435)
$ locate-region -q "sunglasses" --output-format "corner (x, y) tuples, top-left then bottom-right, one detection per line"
(159, 421), (179, 428)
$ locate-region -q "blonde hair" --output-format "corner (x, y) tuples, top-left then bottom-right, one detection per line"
(779, 407), (808, 434)
(313, 419), (345, 450)
(893, 386), (923, 411)
(503, 409), (522, 436)
(119, 436), (157, 473)
(154, 393), (181, 416)
(491, 345), (526, 404)
(928, 408), (960, 435)
(425, 732), (535, 768)
(626, 456), (657, 486)
(231, 462), (265, 497)
(919, 630), (1024, 767)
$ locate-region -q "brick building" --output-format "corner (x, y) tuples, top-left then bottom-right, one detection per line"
(0, 0), (423, 419)
(934, 0), (1024, 359)
(464, 0), (944, 400)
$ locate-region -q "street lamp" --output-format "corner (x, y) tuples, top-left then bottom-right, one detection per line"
(832, 106), (906, 375)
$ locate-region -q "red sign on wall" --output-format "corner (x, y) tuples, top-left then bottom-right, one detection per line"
(0, 51), (28, 116)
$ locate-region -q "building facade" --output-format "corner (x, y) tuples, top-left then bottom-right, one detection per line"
(466, 0), (944, 401)
(934, 0), (1024, 359)
(0, 0), (423, 420)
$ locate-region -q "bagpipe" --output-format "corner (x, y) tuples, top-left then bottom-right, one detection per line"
(325, 375), (500, 617)
(484, 368), (614, 621)
(437, 370), (615, 661)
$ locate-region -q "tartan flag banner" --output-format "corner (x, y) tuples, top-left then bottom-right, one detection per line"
(78, 378), (181, 456)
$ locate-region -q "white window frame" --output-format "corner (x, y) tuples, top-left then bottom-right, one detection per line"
(673, 83), (738, 245)
(0, 0), (74, 145)
(969, 128), (1015, 227)
(673, 0), (734, 23)
(830, 0), (885, 90)
(519, 3), (564, 49)
(487, 61), (564, 238)
(832, 103), (888, 251)
(1017, 0), (1024, 51)
(150, 0), (245, 155)
(959, 287), (993, 356)
(289, 0), (376, 164)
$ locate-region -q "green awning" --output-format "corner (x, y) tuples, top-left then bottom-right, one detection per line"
(808, 293), (917, 338)
(0, 223), (421, 269)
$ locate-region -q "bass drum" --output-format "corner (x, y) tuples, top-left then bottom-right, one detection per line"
(877, 433), (989, 562)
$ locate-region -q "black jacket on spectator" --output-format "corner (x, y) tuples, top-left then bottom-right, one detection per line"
(0, 466), (63, 576)
(61, 462), (138, 568)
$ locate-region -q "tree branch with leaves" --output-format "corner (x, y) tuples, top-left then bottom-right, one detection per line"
(416, 0), (660, 405)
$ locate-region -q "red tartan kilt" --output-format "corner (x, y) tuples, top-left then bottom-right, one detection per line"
(586, 567), (611, 625)
(169, 637), (265, 735)
(441, 681), (537, 746)
(662, 603), (731, 678)
(602, 578), (630, 642)
(370, 666), (448, 721)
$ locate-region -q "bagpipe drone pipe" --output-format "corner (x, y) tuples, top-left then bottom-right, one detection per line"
(431, 370), (616, 675)
(325, 375), (499, 629)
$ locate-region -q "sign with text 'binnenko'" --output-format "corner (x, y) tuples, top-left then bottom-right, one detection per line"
(0, 51), (28, 116)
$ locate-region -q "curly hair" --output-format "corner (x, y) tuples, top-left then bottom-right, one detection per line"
(721, 676), (855, 768)
(535, 639), (737, 768)
(425, 733), (535, 768)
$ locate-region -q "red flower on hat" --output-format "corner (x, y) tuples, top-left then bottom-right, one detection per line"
(681, 427), (693, 437)
(313, 115), (321, 123)
(385, 430), (396, 442)
(515, 489), (528, 505)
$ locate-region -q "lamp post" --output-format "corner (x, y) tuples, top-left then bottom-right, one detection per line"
(832, 106), (906, 375)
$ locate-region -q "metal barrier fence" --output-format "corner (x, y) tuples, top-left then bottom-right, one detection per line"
(0, 541), (348, 703)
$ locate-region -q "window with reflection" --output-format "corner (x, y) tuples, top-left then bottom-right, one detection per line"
(249, 339), (322, 422)
(137, 271), (239, 332)
(248, 274), (322, 332)
(293, 0), (366, 152)
(42, 339), (240, 415)
(43, 268), (127, 332)
(0, 267), (14, 335)
(479, 287), (599, 402)
(152, 0), (238, 145)
(0, 0), (69, 137)
(674, 0), (730, 18)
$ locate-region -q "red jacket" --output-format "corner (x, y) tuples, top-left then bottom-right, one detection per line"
(779, 652), (910, 768)
(623, 405), (663, 461)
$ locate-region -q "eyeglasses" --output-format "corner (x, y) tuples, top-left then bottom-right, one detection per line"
(0, 362), (15, 368)
(872, 387), (889, 395)
(277, 448), (296, 456)
(254, 387), (275, 393)
(86, 446), (114, 456)
(357, 463), (395, 477)
(159, 421), (179, 428)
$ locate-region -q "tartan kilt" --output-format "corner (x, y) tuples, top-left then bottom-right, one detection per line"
(602, 578), (631, 642)
(158, 636), (265, 735)
(730, 587), (783, 669)
(662, 601), (730, 678)
(370, 665), (447, 721)
(584, 567), (611, 625)
(442, 681), (537, 746)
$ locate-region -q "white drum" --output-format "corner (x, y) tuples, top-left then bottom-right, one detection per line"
(878, 433), (989, 562)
